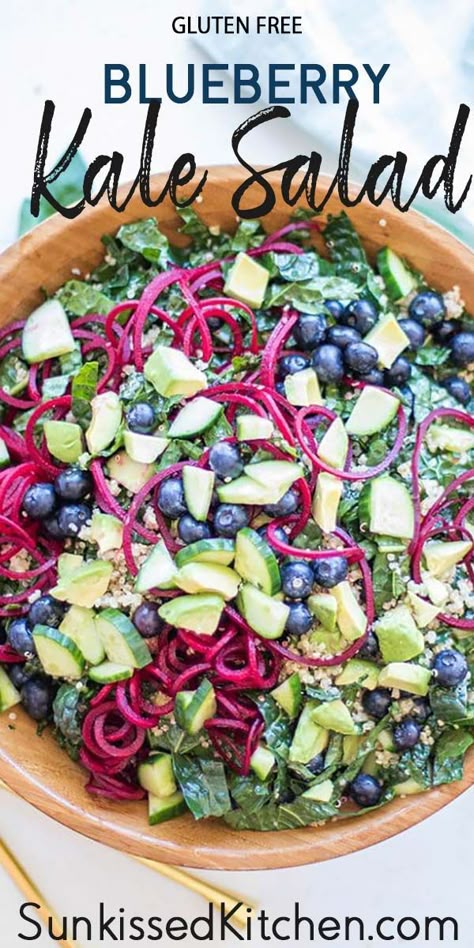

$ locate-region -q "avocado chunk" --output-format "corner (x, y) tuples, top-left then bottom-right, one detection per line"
(22, 299), (75, 364)
(378, 662), (431, 696)
(271, 673), (302, 719)
(43, 420), (83, 464)
(363, 313), (410, 368)
(223, 252), (269, 309)
(309, 624), (344, 655)
(57, 552), (83, 580)
(217, 475), (280, 506)
(250, 744), (276, 781)
(307, 593), (338, 633)
(375, 605), (424, 662)
(284, 368), (323, 407)
(0, 666), (21, 711)
(422, 572), (449, 606)
(51, 559), (113, 609)
(317, 417), (349, 469)
(135, 540), (177, 593)
(107, 451), (154, 494)
(0, 438), (10, 470)
(244, 460), (304, 491)
(332, 582), (367, 642)
(393, 778), (426, 797)
(237, 584), (289, 639)
(289, 702), (330, 763)
(159, 593), (225, 635)
(426, 424), (474, 456)
(346, 386), (400, 437)
(407, 592), (439, 628)
(174, 562), (240, 600)
(144, 346), (207, 397)
(335, 659), (379, 690)
(89, 512), (123, 554)
(124, 431), (169, 464)
(312, 472), (342, 533)
(342, 734), (363, 765)
(236, 415), (274, 441)
(312, 699), (357, 735)
(359, 475), (414, 540)
(302, 779), (334, 803)
(423, 539), (473, 580)
(86, 392), (122, 454)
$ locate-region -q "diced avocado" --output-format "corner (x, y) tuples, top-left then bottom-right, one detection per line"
(60, 604), (105, 665)
(312, 699), (357, 735)
(182, 466), (215, 522)
(22, 299), (75, 364)
(57, 553), (83, 580)
(361, 750), (378, 776)
(346, 386), (400, 437)
(138, 754), (177, 799)
(312, 472), (342, 533)
(234, 527), (281, 595)
(244, 460), (303, 491)
(426, 424), (474, 456)
(302, 779), (334, 803)
(217, 475), (280, 506)
(158, 594), (224, 635)
(89, 512), (123, 555)
(223, 252), (269, 309)
(174, 679), (216, 734)
(359, 475), (414, 540)
(363, 313), (410, 368)
(174, 562), (240, 600)
(424, 539), (473, 580)
(175, 538), (235, 568)
(0, 438), (10, 470)
(335, 659), (379, 690)
(309, 624), (344, 655)
(342, 734), (363, 765)
(144, 347), (207, 398)
(271, 673), (302, 719)
(375, 605), (424, 662)
(51, 560), (113, 609)
(236, 415), (273, 441)
(378, 662), (431, 696)
(107, 451), (154, 494)
(284, 368), (323, 407)
(124, 430), (169, 464)
(376, 247), (417, 301)
(250, 744), (276, 781)
(0, 667), (21, 713)
(307, 593), (338, 633)
(317, 417), (349, 469)
(421, 572), (449, 606)
(85, 392), (122, 454)
(33, 626), (85, 680)
(44, 421), (83, 464)
(88, 662), (133, 684)
(135, 540), (176, 593)
(289, 702), (330, 763)
(95, 608), (152, 668)
(168, 397), (222, 438)
(393, 778), (426, 797)
(407, 592), (439, 629)
(148, 791), (187, 825)
(237, 584), (289, 639)
(332, 582), (367, 642)
(378, 728), (395, 752)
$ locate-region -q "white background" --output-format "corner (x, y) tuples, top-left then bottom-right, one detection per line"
(0, 2), (472, 945)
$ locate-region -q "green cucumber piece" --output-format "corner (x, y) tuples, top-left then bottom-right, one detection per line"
(135, 540), (177, 593)
(124, 431), (169, 464)
(237, 584), (289, 639)
(33, 625), (85, 680)
(168, 397), (222, 438)
(234, 527), (281, 595)
(244, 460), (303, 490)
(174, 679), (217, 735)
(138, 754), (177, 798)
(88, 661), (133, 683)
(289, 702), (329, 764)
(60, 605), (105, 666)
(216, 475), (279, 506)
(148, 791), (187, 825)
(22, 299), (75, 364)
(0, 667), (21, 712)
(359, 475), (414, 540)
(144, 347), (207, 398)
(236, 415), (273, 441)
(250, 745), (275, 780)
(158, 594), (224, 635)
(377, 247), (417, 301)
(174, 562), (240, 600)
(95, 609), (152, 668)
(175, 538), (235, 568)
(271, 673), (302, 719)
(182, 466), (215, 521)
(345, 386), (400, 437)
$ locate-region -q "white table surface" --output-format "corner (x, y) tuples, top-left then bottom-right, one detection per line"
(0, 3), (472, 945)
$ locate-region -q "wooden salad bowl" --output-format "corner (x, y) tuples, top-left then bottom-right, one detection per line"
(0, 167), (472, 870)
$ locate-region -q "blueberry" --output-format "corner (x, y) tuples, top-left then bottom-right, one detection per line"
(126, 402), (156, 434)
(312, 556), (348, 588)
(450, 331), (474, 368)
(410, 698), (431, 723)
(278, 353), (311, 378)
(43, 514), (64, 539)
(293, 314), (327, 350)
(398, 318), (426, 350)
(348, 773), (382, 807)
(307, 753), (325, 775)
(157, 478), (187, 519)
(57, 503), (91, 538)
(408, 290), (445, 328)
(178, 515), (212, 545)
(7, 618), (36, 657)
(324, 299), (346, 320)
(264, 488), (299, 518)
(312, 344), (345, 384)
(432, 649), (468, 688)
(384, 356), (412, 387)
(393, 718), (421, 751)
(284, 601), (313, 636)
(213, 504), (249, 538)
(208, 442), (243, 480)
(326, 325), (362, 349)
(344, 341), (378, 375)
(343, 299), (378, 334)
(21, 677), (54, 722)
(358, 630), (379, 660)
(433, 320), (457, 344)
(9, 664), (32, 690)
(206, 316), (222, 331)
(133, 602), (163, 638)
(443, 376), (470, 405)
(257, 524), (288, 549)
(275, 381), (286, 396)
(54, 468), (92, 501)
(362, 688), (392, 720)
(27, 595), (66, 629)
(276, 787), (295, 804)
(359, 368), (385, 387)
(281, 561), (314, 599)
(22, 483), (56, 520)
(0, 622), (6, 645)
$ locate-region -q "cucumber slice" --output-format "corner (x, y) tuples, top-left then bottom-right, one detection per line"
(359, 475), (414, 540)
(95, 609), (152, 668)
(60, 605), (105, 666)
(175, 538), (235, 568)
(363, 314), (410, 369)
(345, 386), (400, 437)
(318, 417), (349, 469)
(237, 584), (289, 639)
(124, 431), (169, 464)
(271, 673), (302, 719)
(250, 744), (275, 780)
(377, 247), (417, 301)
(22, 299), (75, 364)
(168, 397), (222, 438)
(234, 527), (281, 595)
(88, 661), (133, 683)
(0, 667), (21, 712)
(174, 562), (240, 600)
(138, 754), (177, 798)
(244, 460), (303, 490)
(107, 451), (154, 494)
(44, 420), (83, 464)
(236, 415), (273, 441)
(0, 438), (10, 470)
(148, 790), (187, 825)
(289, 702), (329, 764)
(135, 540), (177, 593)
(158, 594), (225, 635)
(144, 347), (207, 398)
(174, 679), (217, 734)
(182, 466), (215, 521)
(217, 475), (279, 506)
(33, 625), (85, 679)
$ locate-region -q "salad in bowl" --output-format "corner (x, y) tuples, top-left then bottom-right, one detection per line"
(0, 209), (472, 833)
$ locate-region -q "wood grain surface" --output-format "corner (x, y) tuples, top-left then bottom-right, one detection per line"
(0, 167), (472, 870)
